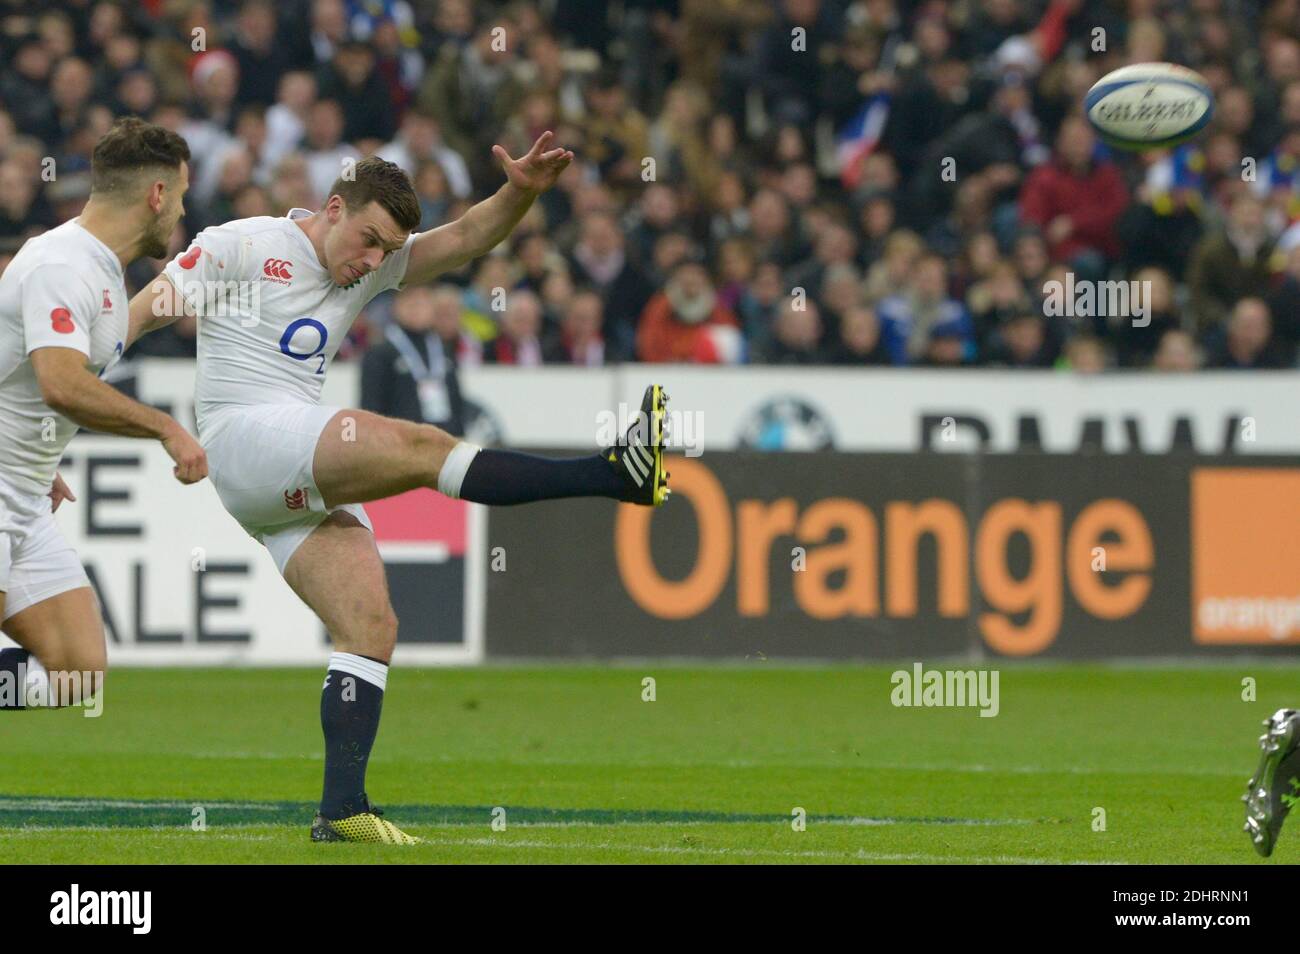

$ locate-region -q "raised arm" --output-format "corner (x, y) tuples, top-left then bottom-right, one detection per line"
(402, 131), (573, 287)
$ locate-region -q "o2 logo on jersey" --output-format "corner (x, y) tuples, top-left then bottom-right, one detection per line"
(279, 317), (329, 374)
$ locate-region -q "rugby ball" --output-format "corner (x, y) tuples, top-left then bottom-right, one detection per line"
(1084, 63), (1214, 150)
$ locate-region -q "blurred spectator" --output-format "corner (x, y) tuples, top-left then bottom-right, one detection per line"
(985, 312), (1054, 368)
(1152, 328), (1202, 372)
(1062, 335), (1110, 374)
(190, 50), (240, 134)
(877, 254), (974, 366)
(922, 325), (970, 368)
(1, 37), (56, 141)
(967, 259), (1033, 354)
(827, 304), (890, 366)
(1206, 297), (1291, 369)
(568, 211), (653, 361)
(361, 284), (467, 433)
(863, 230), (924, 304)
(318, 40), (399, 144)
(417, 16), (528, 190)
(580, 65), (651, 195)
(377, 108), (471, 198)
(1114, 266), (1182, 367)
(485, 289), (562, 365)
(748, 188), (808, 268)
(231, 0), (291, 107)
(557, 289), (608, 367)
(1019, 117), (1128, 274)
(637, 261), (740, 363)
(1187, 192), (1278, 333)
(0, 160), (56, 239)
(303, 99), (361, 202)
(759, 297), (827, 364)
(754, 0), (841, 127)
(264, 71), (317, 170)
(309, 0), (350, 66)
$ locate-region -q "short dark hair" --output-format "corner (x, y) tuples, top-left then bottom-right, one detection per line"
(90, 117), (190, 198)
(328, 156), (421, 232)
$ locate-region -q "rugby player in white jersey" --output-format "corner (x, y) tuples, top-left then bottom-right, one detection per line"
(129, 133), (668, 844)
(0, 118), (206, 711)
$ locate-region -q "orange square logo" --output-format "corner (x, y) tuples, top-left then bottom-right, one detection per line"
(1192, 468), (1300, 644)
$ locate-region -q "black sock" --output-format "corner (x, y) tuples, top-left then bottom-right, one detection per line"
(457, 449), (625, 505)
(319, 653), (387, 819)
(0, 648), (29, 709)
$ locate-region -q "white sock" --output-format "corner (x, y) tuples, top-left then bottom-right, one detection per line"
(23, 655), (49, 708)
(437, 441), (480, 499)
(326, 652), (388, 691)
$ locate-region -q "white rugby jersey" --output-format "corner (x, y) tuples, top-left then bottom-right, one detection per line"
(0, 219), (128, 495)
(162, 209), (415, 435)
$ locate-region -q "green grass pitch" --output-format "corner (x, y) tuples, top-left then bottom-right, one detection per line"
(0, 664), (1295, 864)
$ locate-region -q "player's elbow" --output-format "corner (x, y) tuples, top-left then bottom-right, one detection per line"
(37, 374), (76, 415)
(33, 362), (83, 416)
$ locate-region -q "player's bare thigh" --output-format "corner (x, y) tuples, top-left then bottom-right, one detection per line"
(2, 586), (106, 703)
(312, 409), (458, 508)
(282, 510), (398, 663)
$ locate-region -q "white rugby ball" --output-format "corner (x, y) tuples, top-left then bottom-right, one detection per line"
(1084, 62), (1214, 150)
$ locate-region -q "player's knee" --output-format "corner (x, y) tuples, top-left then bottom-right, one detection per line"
(336, 604), (398, 662)
(372, 606), (398, 659)
(410, 423), (457, 463)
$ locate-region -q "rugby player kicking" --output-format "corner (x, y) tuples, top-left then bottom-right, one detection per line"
(129, 133), (669, 844)
(0, 118), (206, 712)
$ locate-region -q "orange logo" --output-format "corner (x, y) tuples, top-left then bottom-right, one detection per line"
(614, 458), (1154, 655)
(1192, 468), (1300, 644)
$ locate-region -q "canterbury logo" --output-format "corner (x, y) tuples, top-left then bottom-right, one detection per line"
(284, 487), (308, 510)
(263, 258), (294, 282)
(622, 440), (655, 487)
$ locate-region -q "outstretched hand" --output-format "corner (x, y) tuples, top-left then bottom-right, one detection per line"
(492, 131), (574, 195)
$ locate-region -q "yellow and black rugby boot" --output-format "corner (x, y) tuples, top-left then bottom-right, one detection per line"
(1243, 708), (1300, 857)
(605, 384), (670, 506)
(311, 805), (420, 845)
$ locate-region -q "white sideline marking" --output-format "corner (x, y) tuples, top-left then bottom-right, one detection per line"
(0, 798), (285, 812)
(0, 828), (1116, 863)
(405, 835), (1115, 865)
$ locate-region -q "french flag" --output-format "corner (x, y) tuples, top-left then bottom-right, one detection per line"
(836, 91), (891, 190)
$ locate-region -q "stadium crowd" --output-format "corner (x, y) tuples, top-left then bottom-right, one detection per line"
(1, 0), (1299, 373)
